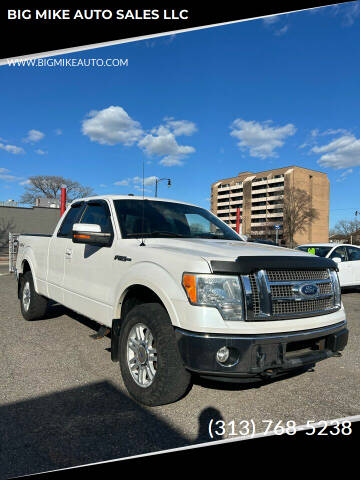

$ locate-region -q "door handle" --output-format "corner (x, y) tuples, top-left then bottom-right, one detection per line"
(65, 248), (72, 257)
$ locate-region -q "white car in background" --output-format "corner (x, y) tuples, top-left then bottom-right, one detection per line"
(296, 243), (360, 288)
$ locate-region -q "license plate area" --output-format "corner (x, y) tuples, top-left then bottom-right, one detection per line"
(285, 336), (326, 359)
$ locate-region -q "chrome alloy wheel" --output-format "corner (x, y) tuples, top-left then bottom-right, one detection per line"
(127, 323), (157, 388)
(23, 282), (31, 312)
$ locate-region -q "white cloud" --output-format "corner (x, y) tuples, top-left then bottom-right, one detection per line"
(164, 34), (176, 44)
(114, 179), (130, 186)
(133, 185), (152, 193)
(263, 14), (289, 36)
(0, 173), (23, 181)
(336, 168), (353, 182)
(35, 149), (47, 155)
(275, 25), (289, 36)
(144, 118), (197, 165)
(311, 129), (320, 137)
(263, 15), (280, 25)
(312, 135), (355, 154)
(230, 118), (296, 159)
(82, 106), (143, 146)
(23, 129), (45, 143)
(145, 34), (176, 48)
(82, 106), (196, 166)
(19, 179), (31, 185)
(300, 128), (351, 150)
(139, 133), (195, 166)
(115, 176), (158, 188)
(0, 167), (25, 182)
(139, 116), (196, 167)
(54, 128), (63, 135)
(313, 134), (360, 168)
(162, 117), (197, 136)
(0, 142), (25, 154)
(311, 128), (350, 137)
(330, 2), (360, 26)
(133, 175), (158, 186)
(343, 2), (360, 26)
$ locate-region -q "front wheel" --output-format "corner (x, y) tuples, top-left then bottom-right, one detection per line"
(119, 303), (192, 406)
(20, 271), (48, 321)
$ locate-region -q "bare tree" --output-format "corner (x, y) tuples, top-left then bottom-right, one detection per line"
(282, 188), (319, 248)
(332, 218), (360, 237)
(20, 176), (94, 205)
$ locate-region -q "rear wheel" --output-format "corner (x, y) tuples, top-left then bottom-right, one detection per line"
(119, 303), (192, 406)
(20, 271), (48, 321)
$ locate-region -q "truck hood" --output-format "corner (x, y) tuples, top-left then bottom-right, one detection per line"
(145, 238), (312, 263)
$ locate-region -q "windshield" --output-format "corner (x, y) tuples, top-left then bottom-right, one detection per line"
(296, 246), (332, 257)
(113, 199), (242, 241)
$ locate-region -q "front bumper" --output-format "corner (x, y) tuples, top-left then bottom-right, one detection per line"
(175, 321), (348, 381)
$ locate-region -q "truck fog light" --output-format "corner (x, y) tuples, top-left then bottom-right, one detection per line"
(216, 346), (230, 364)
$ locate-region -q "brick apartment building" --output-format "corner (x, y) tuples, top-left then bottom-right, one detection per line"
(211, 166), (329, 245)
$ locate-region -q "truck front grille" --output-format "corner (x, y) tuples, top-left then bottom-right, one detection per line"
(266, 270), (329, 282)
(244, 268), (340, 321)
(270, 282), (333, 298)
(249, 273), (261, 315)
(272, 298), (334, 315)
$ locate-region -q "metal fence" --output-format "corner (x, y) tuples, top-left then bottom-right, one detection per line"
(8, 233), (20, 273)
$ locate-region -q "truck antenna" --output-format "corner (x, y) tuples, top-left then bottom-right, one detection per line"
(139, 158), (146, 246)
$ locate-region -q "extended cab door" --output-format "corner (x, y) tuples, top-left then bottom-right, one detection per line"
(62, 199), (117, 325)
(345, 245), (360, 285)
(47, 202), (85, 303)
(328, 246), (352, 286)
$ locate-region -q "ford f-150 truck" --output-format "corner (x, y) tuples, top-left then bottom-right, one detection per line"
(15, 195), (348, 406)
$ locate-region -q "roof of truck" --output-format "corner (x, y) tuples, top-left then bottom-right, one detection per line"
(72, 194), (198, 207)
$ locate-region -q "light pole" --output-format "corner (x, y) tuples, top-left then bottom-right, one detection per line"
(155, 178), (171, 197)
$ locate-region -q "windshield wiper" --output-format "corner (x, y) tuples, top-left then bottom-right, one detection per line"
(127, 231), (184, 238)
(192, 232), (242, 240)
(193, 232), (224, 239)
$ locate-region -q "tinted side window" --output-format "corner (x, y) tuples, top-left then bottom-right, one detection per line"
(330, 247), (347, 262)
(57, 203), (84, 238)
(346, 246), (360, 261)
(186, 213), (217, 236)
(80, 203), (113, 234)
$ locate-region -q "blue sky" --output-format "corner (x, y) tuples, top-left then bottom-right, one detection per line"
(1, 2), (360, 228)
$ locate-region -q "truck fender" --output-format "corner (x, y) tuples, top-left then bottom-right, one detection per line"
(18, 253), (39, 293)
(113, 262), (185, 328)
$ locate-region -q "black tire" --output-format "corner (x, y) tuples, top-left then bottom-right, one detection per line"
(19, 271), (48, 321)
(119, 303), (192, 406)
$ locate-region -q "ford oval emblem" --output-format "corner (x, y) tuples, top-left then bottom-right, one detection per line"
(299, 283), (319, 297)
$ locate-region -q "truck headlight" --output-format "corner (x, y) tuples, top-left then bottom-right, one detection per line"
(182, 273), (244, 321)
(329, 269), (341, 307)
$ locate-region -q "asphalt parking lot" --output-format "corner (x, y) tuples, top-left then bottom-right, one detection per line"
(1, 272), (359, 477)
(0, 262), (9, 276)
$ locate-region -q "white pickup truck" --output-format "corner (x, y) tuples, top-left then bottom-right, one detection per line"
(15, 195), (348, 406)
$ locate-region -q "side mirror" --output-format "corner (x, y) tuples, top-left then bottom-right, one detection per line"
(72, 223), (112, 247)
(332, 257), (342, 264)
